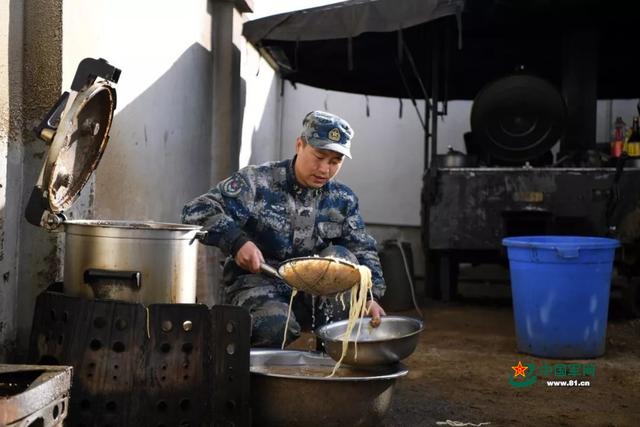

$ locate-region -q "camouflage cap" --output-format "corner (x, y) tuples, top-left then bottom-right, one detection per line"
(300, 111), (354, 159)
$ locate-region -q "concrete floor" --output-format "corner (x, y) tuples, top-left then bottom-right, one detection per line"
(383, 282), (640, 427)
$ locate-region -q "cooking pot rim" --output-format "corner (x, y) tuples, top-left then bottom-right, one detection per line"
(64, 219), (201, 231)
(249, 349), (408, 381)
(315, 316), (423, 344)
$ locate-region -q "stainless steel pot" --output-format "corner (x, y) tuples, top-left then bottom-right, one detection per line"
(250, 349), (407, 427)
(63, 220), (201, 304)
(315, 316), (423, 366)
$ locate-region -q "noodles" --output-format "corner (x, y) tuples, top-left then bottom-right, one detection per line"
(281, 289), (298, 349)
(328, 265), (373, 377)
(278, 262), (375, 378)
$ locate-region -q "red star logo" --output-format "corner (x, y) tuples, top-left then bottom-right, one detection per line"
(512, 361), (528, 378)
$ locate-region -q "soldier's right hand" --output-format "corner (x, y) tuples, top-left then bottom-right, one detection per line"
(235, 241), (264, 273)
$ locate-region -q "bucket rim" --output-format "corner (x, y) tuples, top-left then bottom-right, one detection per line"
(502, 235), (620, 249)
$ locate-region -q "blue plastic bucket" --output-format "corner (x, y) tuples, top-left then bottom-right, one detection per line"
(502, 236), (619, 358)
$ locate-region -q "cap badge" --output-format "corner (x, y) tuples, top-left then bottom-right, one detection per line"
(328, 128), (341, 142)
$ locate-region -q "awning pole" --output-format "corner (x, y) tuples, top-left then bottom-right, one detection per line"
(429, 22), (441, 171)
(423, 88), (430, 171)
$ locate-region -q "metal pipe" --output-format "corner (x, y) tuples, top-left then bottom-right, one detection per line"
(423, 91), (430, 170)
(430, 22), (440, 171)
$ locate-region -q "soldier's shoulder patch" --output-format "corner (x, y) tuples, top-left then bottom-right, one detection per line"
(220, 174), (248, 198)
(346, 215), (364, 230)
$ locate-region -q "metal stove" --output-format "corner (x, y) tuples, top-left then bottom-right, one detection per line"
(0, 364), (72, 426)
(29, 292), (250, 426)
(24, 58), (252, 426)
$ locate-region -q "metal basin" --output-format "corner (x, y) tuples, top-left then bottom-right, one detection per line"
(250, 349), (407, 427)
(315, 315), (423, 366)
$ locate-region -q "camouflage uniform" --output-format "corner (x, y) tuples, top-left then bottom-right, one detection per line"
(182, 113), (385, 347)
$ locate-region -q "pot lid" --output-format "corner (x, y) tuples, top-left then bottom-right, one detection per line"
(43, 80), (116, 214)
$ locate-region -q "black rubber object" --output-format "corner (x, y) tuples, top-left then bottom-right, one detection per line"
(471, 74), (566, 162)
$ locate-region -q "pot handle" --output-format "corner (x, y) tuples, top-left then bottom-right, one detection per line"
(33, 91), (69, 143)
(191, 230), (208, 245)
(84, 269), (142, 288)
(260, 263), (282, 280)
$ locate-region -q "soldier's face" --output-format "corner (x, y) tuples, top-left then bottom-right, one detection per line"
(294, 138), (344, 188)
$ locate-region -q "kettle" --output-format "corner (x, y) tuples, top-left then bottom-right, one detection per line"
(435, 146), (470, 168)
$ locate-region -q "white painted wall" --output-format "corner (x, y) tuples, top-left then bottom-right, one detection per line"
(279, 85), (425, 225)
(238, 13), (281, 167)
(62, 0), (214, 223)
(238, 0), (344, 168)
(276, 84), (473, 226)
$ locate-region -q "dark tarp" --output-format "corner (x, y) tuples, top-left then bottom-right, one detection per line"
(243, 0), (640, 100)
(243, 0), (462, 42)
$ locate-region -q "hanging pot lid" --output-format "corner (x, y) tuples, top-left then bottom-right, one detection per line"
(43, 80), (116, 214)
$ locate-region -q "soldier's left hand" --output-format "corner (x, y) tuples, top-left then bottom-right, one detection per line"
(366, 300), (386, 328)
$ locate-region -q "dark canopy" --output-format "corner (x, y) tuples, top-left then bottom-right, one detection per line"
(244, 0), (640, 100)
(243, 0), (462, 42)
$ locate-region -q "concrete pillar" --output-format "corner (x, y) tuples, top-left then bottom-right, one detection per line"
(209, 0), (252, 183)
(15, 0), (64, 358)
(199, 0), (252, 306)
(0, 0), (25, 362)
(210, 0), (237, 183)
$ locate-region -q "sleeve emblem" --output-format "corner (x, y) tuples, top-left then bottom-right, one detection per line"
(220, 175), (247, 197)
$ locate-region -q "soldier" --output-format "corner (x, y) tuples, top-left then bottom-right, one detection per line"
(182, 111), (386, 347)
